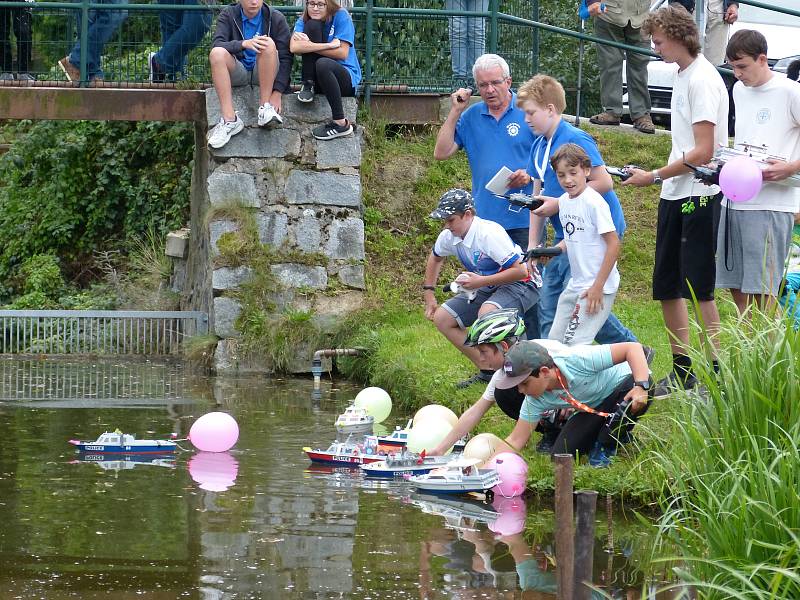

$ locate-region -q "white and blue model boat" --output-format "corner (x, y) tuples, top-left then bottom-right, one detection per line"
(68, 430), (177, 454)
(360, 452), (454, 478)
(376, 419), (468, 452)
(408, 457), (500, 496)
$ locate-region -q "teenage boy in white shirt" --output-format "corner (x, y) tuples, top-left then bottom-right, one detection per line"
(716, 29), (800, 314)
(622, 4), (728, 397)
(546, 143), (621, 346)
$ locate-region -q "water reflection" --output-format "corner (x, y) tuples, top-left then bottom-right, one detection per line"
(70, 453), (177, 472)
(0, 358), (673, 599)
(188, 452), (239, 491)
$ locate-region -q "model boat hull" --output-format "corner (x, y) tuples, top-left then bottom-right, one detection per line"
(70, 441), (176, 454)
(304, 449), (384, 467)
(361, 456), (453, 478)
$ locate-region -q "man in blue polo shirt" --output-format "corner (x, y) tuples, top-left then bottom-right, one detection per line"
(422, 189), (538, 386)
(514, 74), (638, 345)
(434, 53), (540, 367)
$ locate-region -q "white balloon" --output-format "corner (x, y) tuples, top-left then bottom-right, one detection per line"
(354, 387), (392, 423)
(412, 404), (459, 429)
(462, 433), (516, 468)
(406, 419), (453, 454)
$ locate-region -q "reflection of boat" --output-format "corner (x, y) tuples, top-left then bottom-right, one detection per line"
(407, 492), (501, 529)
(303, 435), (386, 466)
(70, 454), (176, 471)
(360, 452), (454, 478)
(334, 405), (375, 435)
(68, 430), (177, 454)
(409, 458), (501, 495)
(376, 419), (468, 452)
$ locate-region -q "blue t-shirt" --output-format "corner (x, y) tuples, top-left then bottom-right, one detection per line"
(780, 271), (800, 329)
(519, 345), (633, 424)
(294, 9), (362, 87)
(240, 8), (263, 71)
(454, 93), (536, 231)
(528, 119), (625, 243)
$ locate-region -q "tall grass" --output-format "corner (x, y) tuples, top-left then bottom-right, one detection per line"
(651, 308), (800, 598)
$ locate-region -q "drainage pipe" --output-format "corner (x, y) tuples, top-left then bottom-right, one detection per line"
(311, 348), (366, 390)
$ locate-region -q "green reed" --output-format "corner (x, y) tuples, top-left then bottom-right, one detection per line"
(650, 305), (800, 598)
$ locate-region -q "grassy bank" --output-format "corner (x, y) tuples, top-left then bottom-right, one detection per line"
(335, 119), (682, 503)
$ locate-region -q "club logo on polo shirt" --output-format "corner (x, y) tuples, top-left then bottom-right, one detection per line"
(757, 108), (771, 124)
(506, 122), (521, 137)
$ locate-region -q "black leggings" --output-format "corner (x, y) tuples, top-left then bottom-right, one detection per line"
(548, 375), (651, 458)
(300, 18), (354, 121)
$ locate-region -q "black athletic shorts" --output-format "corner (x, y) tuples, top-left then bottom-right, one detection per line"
(653, 192), (722, 302)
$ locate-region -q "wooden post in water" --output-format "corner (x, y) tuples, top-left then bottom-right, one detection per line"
(554, 454), (575, 600)
(574, 490), (598, 600)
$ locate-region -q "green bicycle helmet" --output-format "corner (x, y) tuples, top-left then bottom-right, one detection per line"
(464, 308), (525, 347)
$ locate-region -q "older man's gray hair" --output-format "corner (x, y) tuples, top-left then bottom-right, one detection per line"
(472, 54), (510, 80)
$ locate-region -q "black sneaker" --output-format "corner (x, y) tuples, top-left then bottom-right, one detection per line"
(535, 429), (559, 454)
(297, 80), (314, 103)
(313, 120), (353, 140)
(643, 345), (655, 365)
(653, 371), (698, 399)
(456, 370), (493, 389)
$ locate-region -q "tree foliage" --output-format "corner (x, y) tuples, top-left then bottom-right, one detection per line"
(0, 120), (193, 292)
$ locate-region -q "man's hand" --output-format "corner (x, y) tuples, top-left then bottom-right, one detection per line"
(581, 284), (603, 315)
(269, 90), (282, 114)
(622, 385), (649, 414)
(456, 271), (484, 290)
(244, 35), (272, 53)
(424, 293), (438, 321)
(763, 158), (798, 182)
(292, 31), (309, 42)
(449, 88), (473, 113)
(506, 169), (532, 190)
(620, 167), (655, 187)
(532, 196), (559, 217)
(724, 3), (738, 24)
(588, 2), (604, 16)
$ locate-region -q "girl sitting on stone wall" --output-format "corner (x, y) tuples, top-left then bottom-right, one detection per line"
(289, 0), (361, 140)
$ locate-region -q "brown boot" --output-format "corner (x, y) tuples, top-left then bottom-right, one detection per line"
(633, 114), (656, 134)
(57, 57), (80, 82)
(589, 111), (621, 126)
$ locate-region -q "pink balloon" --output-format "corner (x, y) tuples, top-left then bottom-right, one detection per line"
(188, 451), (239, 491)
(189, 411), (239, 452)
(486, 452), (528, 498)
(719, 156), (763, 203)
(489, 495), (528, 536)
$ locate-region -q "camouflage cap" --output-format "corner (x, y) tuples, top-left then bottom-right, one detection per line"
(429, 188), (475, 219)
(495, 341), (555, 389)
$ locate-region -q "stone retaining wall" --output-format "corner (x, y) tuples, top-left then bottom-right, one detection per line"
(182, 87), (365, 373)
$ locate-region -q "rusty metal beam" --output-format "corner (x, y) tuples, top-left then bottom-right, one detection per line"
(365, 93), (445, 125)
(0, 85), (449, 125)
(0, 86), (206, 122)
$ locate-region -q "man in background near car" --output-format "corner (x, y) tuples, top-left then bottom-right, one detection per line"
(715, 29), (800, 314)
(622, 4), (728, 398)
(585, 0), (656, 134)
(703, 0), (738, 66)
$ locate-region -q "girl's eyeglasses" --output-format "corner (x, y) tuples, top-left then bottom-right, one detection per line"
(307, 1), (326, 7)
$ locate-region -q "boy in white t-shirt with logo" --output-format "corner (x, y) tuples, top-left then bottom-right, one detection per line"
(546, 143), (621, 346)
(716, 29), (800, 313)
(622, 4), (728, 397)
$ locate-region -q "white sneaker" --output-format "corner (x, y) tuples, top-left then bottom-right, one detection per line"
(207, 114), (244, 149)
(257, 102), (283, 127)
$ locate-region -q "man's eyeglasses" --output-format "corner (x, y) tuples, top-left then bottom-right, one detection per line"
(476, 79), (508, 90)
(307, 1), (326, 7)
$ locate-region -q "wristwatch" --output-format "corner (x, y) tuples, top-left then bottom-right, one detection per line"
(633, 380), (651, 391)
(651, 169), (663, 184)
(422, 285), (436, 291)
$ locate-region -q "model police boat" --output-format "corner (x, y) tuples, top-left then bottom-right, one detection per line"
(360, 451), (454, 478)
(376, 419), (468, 452)
(408, 457), (501, 495)
(68, 430), (177, 454)
(304, 435), (386, 467)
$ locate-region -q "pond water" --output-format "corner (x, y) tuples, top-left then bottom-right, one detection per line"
(0, 357), (676, 599)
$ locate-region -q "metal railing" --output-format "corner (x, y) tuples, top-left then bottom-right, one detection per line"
(0, 310), (208, 355)
(0, 0), (796, 102)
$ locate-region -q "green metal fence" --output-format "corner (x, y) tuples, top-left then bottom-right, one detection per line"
(0, 0), (797, 113)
